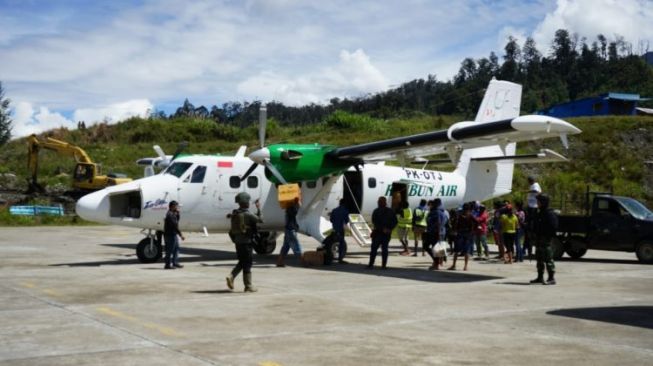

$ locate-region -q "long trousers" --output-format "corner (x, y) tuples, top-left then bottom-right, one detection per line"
(369, 233), (391, 267)
(231, 242), (253, 276)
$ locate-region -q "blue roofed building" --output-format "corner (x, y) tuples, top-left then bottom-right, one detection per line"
(537, 93), (651, 118)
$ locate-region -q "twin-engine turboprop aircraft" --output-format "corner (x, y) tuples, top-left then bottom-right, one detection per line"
(76, 79), (581, 263)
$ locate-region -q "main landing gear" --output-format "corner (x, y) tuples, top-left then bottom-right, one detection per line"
(134, 230), (278, 263)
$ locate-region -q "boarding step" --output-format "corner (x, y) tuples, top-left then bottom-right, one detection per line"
(349, 214), (372, 246)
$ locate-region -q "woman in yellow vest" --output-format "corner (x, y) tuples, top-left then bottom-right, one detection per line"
(396, 200), (413, 256)
(500, 203), (519, 264)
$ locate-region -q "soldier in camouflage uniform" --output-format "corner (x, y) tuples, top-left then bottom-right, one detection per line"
(226, 192), (263, 292)
(530, 193), (558, 285)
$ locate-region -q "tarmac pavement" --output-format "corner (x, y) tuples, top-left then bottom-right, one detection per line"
(1, 226), (652, 365)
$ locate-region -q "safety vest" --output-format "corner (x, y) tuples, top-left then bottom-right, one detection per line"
(397, 208), (413, 229)
(413, 207), (427, 227)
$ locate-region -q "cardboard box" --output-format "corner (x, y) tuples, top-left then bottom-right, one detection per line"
(278, 183), (301, 209)
(301, 250), (324, 266)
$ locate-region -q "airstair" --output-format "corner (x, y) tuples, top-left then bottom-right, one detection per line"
(348, 214), (372, 246)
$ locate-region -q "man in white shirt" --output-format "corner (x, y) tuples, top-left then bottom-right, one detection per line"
(524, 176), (541, 258)
(527, 176), (541, 209)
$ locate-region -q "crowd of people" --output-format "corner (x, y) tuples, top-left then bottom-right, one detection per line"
(163, 175), (557, 293)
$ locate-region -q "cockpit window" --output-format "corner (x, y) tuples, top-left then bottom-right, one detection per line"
(190, 165), (207, 183)
(164, 162), (193, 178)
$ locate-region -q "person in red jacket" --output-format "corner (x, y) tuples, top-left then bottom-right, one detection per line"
(474, 205), (489, 259)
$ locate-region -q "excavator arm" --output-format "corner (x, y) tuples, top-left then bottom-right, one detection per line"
(27, 134), (131, 193)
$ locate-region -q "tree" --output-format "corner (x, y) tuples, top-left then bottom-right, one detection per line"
(0, 82), (12, 145)
(522, 37), (542, 86)
(499, 36), (522, 81)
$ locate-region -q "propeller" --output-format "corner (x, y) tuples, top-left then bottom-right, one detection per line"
(240, 106), (288, 184)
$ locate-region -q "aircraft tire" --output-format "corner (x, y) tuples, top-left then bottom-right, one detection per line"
(253, 231), (277, 255)
(636, 241), (653, 264)
(137, 237), (163, 263)
(565, 236), (588, 259)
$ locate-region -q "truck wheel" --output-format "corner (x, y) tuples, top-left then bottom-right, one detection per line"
(551, 236), (565, 260)
(636, 242), (653, 264)
(136, 237), (162, 263)
(565, 236), (588, 259)
(253, 231), (277, 255)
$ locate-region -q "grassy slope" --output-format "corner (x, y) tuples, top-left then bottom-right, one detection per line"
(1, 114), (652, 214)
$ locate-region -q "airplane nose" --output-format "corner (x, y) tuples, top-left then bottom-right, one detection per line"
(248, 147), (270, 164)
(75, 191), (103, 222)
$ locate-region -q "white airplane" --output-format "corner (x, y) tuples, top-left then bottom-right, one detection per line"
(76, 79), (581, 263)
(135, 142), (188, 177)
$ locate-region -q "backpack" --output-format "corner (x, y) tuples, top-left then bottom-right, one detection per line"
(229, 210), (246, 235)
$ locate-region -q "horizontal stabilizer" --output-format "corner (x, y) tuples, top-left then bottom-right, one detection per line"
(470, 149), (568, 164)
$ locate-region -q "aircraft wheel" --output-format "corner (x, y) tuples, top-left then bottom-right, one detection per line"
(136, 237), (162, 263)
(551, 236), (565, 260)
(636, 241), (653, 264)
(565, 236), (588, 259)
(253, 231), (277, 255)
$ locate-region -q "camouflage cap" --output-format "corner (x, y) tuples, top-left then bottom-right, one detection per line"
(235, 192), (251, 204)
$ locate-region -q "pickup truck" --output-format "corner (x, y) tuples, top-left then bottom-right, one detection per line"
(553, 193), (653, 264)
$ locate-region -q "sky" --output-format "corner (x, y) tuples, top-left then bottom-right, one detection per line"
(1, 0), (652, 138)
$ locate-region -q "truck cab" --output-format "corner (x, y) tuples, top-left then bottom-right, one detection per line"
(557, 194), (653, 263)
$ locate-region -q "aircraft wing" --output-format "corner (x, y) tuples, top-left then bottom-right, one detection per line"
(327, 115), (581, 162)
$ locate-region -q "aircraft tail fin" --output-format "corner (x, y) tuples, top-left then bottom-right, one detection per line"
(474, 78), (522, 123)
(455, 79), (522, 201)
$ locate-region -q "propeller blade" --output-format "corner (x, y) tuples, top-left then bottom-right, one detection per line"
(263, 159), (287, 184)
(240, 162), (258, 182)
(259, 106), (267, 148)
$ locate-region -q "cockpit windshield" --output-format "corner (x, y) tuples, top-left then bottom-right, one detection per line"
(164, 162), (193, 178)
(614, 197), (653, 220)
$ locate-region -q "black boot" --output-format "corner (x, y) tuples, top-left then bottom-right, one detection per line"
(244, 273), (257, 292)
(545, 272), (556, 285)
(530, 273), (545, 284)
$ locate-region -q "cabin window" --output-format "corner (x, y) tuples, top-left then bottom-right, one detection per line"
(307, 181), (317, 188)
(368, 177), (377, 188)
(247, 176), (258, 188)
(190, 165), (207, 183)
(229, 176), (241, 188)
(164, 162), (192, 178)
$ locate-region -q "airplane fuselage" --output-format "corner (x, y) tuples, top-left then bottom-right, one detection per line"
(76, 154), (466, 236)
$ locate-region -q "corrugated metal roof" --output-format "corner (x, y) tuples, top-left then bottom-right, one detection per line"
(603, 93), (651, 101)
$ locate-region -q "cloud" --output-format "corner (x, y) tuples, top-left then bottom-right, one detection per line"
(73, 99), (153, 124)
(1, 0), (650, 131)
(11, 102), (73, 138)
(10, 99), (152, 139)
(237, 49), (389, 105)
(532, 0), (653, 54)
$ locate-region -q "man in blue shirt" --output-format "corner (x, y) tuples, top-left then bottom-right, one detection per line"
(330, 199), (350, 263)
(276, 197), (302, 267)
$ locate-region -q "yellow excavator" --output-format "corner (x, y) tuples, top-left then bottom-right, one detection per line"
(27, 134), (131, 194)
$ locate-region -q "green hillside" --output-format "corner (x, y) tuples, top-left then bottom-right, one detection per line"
(1, 113), (652, 212)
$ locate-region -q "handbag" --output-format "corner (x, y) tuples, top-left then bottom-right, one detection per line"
(433, 241), (448, 258)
